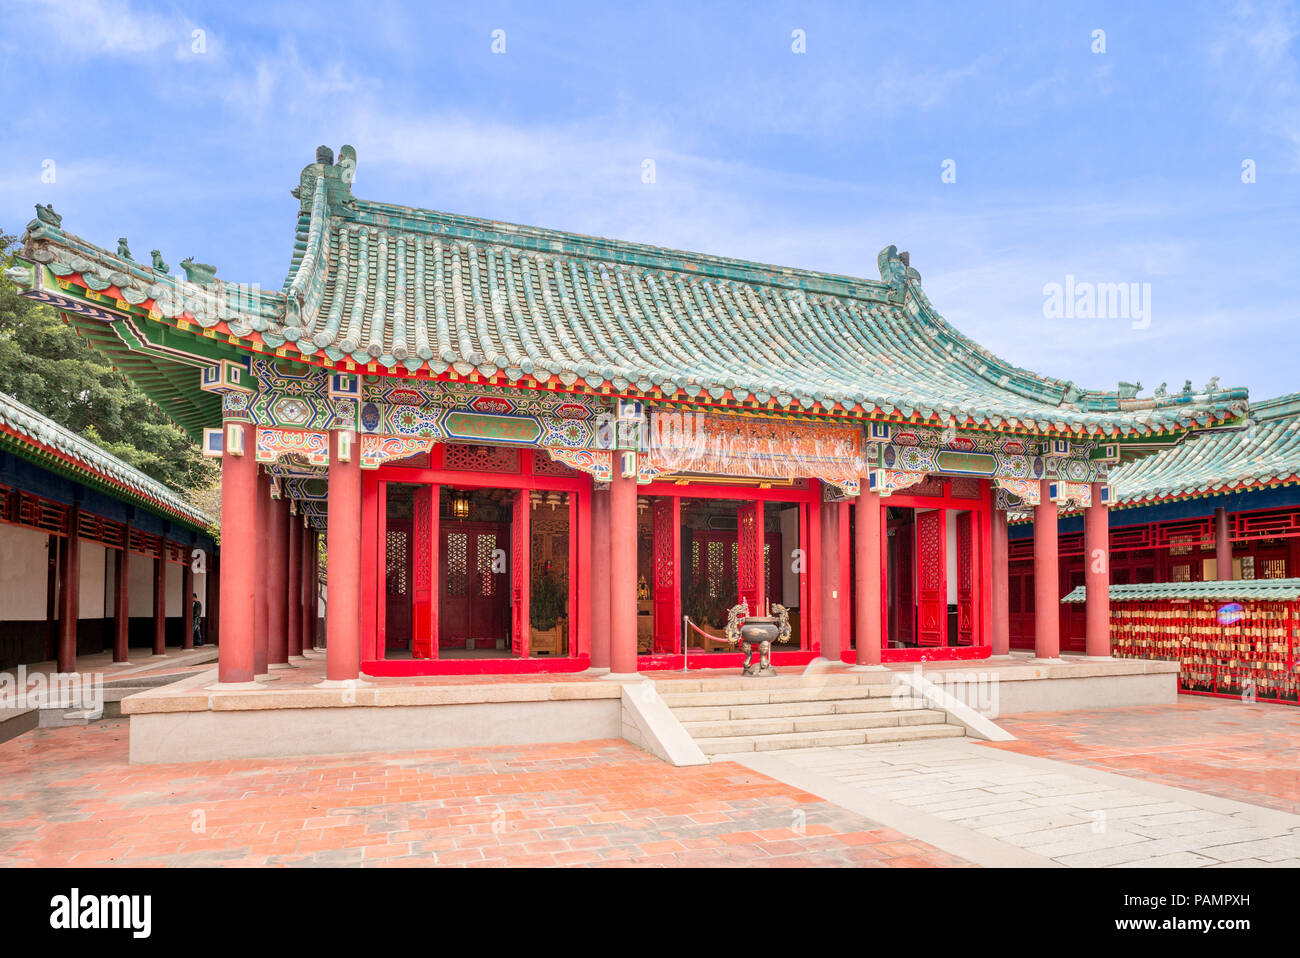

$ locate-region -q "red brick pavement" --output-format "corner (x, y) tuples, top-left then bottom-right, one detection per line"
(0, 719), (970, 867)
(985, 697), (1300, 814)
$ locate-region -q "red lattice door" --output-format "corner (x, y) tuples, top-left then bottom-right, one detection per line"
(412, 485), (438, 658)
(512, 489), (530, 657)
(385, 519), (413, 650)
(737, 501), (764, 616)
(652, 497), (681, 654)
(916, 510), (946, 647)
(956, 512), (974, 646)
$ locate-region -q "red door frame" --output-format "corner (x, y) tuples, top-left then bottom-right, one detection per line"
(636, 480), (820, 671)
(362, 446), (591, 676)
(652, 496), (682, 653)
(876, 479), (992, 663)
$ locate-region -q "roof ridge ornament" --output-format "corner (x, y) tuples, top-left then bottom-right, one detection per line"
(181, 257), (218, 287)
(876, 245), (910, 304)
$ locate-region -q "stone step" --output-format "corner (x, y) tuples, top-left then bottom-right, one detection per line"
(672, 696), (906, 723)
(693, 722), (965, 755)
(680, 708), (946, 738)
(658, 684), (897, 709)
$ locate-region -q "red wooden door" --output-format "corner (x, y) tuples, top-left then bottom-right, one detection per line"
(412, 486), (437, 659)
(385, 519), (413, 650)
(956, 512), (974, 645)
(439, 528), (471, 647)
(891, 521), (916, 645)
(737, 501), (764, 615)
(438, 521), (508, 649)
(652, 497), (681, 653)
(512, 489), (530, 657)
(916, 509), (946, 647)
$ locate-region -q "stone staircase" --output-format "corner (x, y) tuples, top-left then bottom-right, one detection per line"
(659, 675), (966, 755)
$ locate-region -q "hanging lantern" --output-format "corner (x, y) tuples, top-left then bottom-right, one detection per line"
(530, 491), (543, 510)
(637, 497), (649, 514)
(450, 492), (471, 519)
(546, 491), (563, 511)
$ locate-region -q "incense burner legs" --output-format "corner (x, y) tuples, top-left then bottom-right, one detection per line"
(739, 617), (779, 677)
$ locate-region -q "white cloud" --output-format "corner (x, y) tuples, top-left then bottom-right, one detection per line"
(1208, 0), (1300, 165)
(21, 0), (186, 57)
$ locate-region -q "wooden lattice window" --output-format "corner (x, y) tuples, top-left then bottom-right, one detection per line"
(1172, 564), (1192, 582)
(477, 533), (497, 596)
(533, 455), (579, 478)
(442, 443), (520, 473)
(386, 530), (408, 595)
(446, 532), (468, 596)
(950, 477), (982, 499)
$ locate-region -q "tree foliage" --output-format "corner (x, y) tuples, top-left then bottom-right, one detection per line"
(0, 229), (216, 494)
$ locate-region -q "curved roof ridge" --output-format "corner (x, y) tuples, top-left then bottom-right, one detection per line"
(1249, 392), (1300, 421)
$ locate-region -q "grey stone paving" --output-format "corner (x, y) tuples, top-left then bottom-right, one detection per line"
(734, 740), (1300, 868)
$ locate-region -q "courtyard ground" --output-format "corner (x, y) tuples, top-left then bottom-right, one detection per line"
(0, 697), (1294, 867)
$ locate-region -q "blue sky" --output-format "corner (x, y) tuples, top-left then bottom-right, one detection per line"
(2, 0), (1298, 400)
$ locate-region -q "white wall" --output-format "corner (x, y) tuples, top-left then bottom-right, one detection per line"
(0, 524), (49, 620)
(78, 541), (107, 618)
(167, 561), (183, 616)
(128, 553), (155, 616)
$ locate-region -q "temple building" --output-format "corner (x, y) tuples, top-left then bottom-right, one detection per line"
(6, 145), (1252, 688)
(1010, 392), (1300, 651)
(0, 389), (215, 672)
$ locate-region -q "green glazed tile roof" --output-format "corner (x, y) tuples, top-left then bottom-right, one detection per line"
(1061, 578), (1300, 603)
(0, 390), (212, 529)
(19, 144), (1251, 438)
(1103, 393), (1300, 508)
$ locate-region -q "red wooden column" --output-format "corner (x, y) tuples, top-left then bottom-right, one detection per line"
(1214, 506), (1232, 580)
(113, 525), (130, 663)
(819, 496), (842, 662)
(1084, 481), (1110, 658)
(287, 512), (303, 658)
(326, 430), (362, 681)
(56, 504), (80, 673)
(208, 548), (220, 647)
(151, 542), (168, 656)
(182, 556), (195, 650)
(1033, 477), (1060, 659)
(267, 496), (290, 666)
(219, 423), (257, 683)
(854, 489), (882, 666)
(254, 469), (269, 674)
(589, 485), (611, 669)
(990, 507), (1010, 655)
(608, 463), (638, 676)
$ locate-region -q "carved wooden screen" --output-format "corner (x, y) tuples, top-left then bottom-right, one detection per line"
(737, 501), (764, 615)
(385, 522), (412, 650)
(412, 485), (437, 659)
(956, 512), (974, 646)
(916, 510), (946, 647)
(652, 498), (681, 654)
(512, 489), (530, 657)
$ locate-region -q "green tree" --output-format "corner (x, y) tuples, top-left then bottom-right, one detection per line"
(0, 230), (215, 494)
